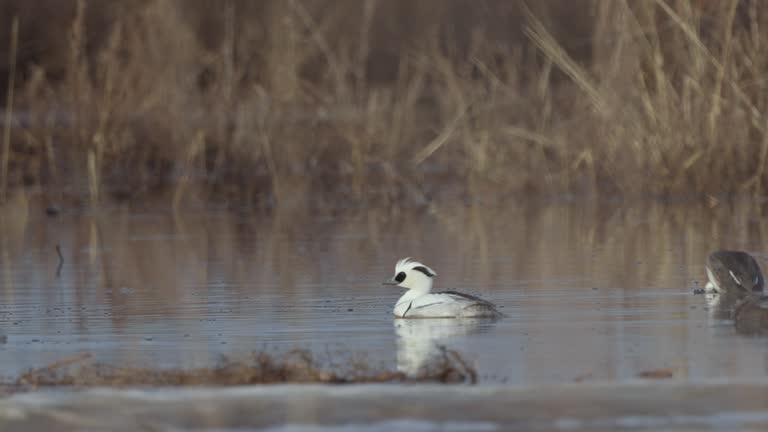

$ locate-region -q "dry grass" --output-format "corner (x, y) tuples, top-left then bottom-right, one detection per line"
(0, 0), (767, 207)
(4, 347), (476, 393)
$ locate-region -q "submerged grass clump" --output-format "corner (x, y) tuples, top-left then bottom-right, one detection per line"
(6, 348), (475, 392)
(1, 1), (768, 206)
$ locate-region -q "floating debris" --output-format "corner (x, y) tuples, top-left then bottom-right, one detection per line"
(692, 280), (706, 295)
(637, 368), (675, 379)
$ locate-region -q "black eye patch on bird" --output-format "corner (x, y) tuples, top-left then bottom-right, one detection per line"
(395, 272), (406, 283)
(412, 266), (436, 277)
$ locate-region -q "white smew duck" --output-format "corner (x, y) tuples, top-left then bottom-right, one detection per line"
(383, 258), (503, 318)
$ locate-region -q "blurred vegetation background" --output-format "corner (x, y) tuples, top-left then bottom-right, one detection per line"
(0, 0), (763, 208)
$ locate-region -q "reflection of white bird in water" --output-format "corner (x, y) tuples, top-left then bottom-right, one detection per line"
(393, 318), (493, 375)
(383, 258), (503, 318)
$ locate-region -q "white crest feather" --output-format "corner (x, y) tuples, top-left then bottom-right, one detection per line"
(395, 257), (413, 272)
(395, 257), (436, 276)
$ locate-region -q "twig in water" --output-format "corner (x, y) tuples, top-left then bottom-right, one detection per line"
(56, 244), (64, 277)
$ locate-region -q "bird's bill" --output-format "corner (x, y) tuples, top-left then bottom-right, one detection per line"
(382, 279), (399, 286)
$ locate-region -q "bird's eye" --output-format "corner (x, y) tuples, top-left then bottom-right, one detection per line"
(395, 272), (406, 283)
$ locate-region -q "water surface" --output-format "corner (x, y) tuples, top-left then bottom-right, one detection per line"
(1, 194), (768, 384)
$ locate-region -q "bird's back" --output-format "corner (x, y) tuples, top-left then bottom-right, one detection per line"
(706, 250), (764, 294)
(401, 291), (502, 318)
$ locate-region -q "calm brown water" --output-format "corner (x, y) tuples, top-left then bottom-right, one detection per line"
(1, 193), (768, 384)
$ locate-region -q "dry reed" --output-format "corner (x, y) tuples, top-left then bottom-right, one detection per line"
(0, 0), (765, 207)
(0, 17), (17, 203)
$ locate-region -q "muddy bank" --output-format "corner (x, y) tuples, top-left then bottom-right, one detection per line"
(3, 380), (768, 431)
(3, 348), (474, 393)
